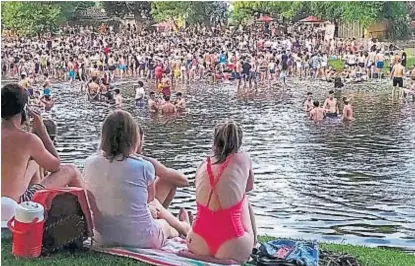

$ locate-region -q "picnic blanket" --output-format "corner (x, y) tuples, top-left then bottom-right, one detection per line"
(91, 237), (240, 266)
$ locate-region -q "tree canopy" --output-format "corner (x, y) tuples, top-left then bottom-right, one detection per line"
(1, 1), (412, 39)
(1, 1), (95, 36)
(151, 1), (228, 26)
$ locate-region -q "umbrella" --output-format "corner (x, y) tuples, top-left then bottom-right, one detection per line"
(299, 16), (323, 23)
(257, 16), (273, 23)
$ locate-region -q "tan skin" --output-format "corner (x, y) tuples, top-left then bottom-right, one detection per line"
(309, 106), (326, 121)
(187, 151), (255, 263)
(323, 95), (339, 114)
(1, 109), (82, 202)
(175, 96), (186, 110)
(161, 100), (177, 113)
(342, 101), (354, 122)
(135, 131), (190, 236)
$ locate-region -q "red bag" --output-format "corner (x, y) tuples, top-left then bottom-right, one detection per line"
(32, 188), (93, 254)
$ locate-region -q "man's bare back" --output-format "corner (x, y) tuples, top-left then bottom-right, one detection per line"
(162, 102), (176, 113)
(309, 107), (325, 121)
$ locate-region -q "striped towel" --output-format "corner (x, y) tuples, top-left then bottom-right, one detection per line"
(91, 237), (239, 266)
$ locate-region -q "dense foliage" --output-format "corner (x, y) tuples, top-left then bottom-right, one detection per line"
(1, 2), (94, 36)
(1, 1), (412, 39)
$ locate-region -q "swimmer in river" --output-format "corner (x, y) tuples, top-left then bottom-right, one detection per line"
(174, 92), (186, 110)
(341, 97), (354, 122)
(148, 91), (160, 113)
(304, 92), (313, 112)
(323, 90), (339, 118)
(161, 96), (176, 114)
(309, 101), (326, 122)
(114, 88), (122, 108)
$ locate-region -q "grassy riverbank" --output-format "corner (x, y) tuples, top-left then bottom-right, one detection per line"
(2, 236), (414, 266)
(329, 48), (415, 73)
(329, 57), (415, 73)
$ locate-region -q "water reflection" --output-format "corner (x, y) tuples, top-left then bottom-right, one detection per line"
(3, 78), (414, 250)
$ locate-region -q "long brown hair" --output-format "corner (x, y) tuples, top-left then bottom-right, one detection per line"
(213, 120), (243, 164)
(100, 110), (140, 161)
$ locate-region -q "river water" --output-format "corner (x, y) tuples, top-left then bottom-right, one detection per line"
(4, 78), (415, 250)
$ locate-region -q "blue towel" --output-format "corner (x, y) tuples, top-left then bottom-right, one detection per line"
(261, 239), (319, 266)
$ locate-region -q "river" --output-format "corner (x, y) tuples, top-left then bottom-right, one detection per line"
(3, 78), (415, 250)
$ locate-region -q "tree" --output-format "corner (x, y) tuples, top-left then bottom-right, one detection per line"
(101, 1), (151, 24)
(1, 2), (61, 36)
(151, 1), (228, 26)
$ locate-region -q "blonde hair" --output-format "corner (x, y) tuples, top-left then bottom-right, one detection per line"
(100, 110), (140, 161)
(213, 120), (243, 163)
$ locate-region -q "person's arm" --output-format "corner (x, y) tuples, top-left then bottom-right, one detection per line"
(246, 157), (254, 192)
(140, 155), (189, 187)
(390, 66), (395, 79)
(28, 133), (60, 173)
(147, 181), (156, 203)
(322, 99), (328, 110)
(309, 110), (314, 120)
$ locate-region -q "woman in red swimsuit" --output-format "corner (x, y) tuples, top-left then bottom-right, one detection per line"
(187, 121), (256, 263)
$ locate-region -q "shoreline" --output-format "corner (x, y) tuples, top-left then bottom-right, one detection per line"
(2, 235), (414, 266)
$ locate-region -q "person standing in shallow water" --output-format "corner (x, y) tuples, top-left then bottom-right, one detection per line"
(309, 101), (326, 121)
(323, 90), (339, 118)
(341, 97), (354, 122)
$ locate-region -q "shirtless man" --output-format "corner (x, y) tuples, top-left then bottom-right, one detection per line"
(309, 101), (326, 121)
(161, 96), (176, 113)
(375, 50), (384, 81)
(303, 92), (313, 112)
(40, 95), (54, 112)
(67, 58), (75, 85)
(323, 90), (339, 118)
(341, 97), (354, 122)
(87, 76), (100, 101)
(174, 92), (186, 110)
(1, 83), (82, 203)
(148, 91), (160, 113)
(18, 72), (31, 94)
(390, 58), (405, 99)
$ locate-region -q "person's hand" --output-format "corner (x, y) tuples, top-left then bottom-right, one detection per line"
(148, 201), (160, 219)
(28, 108), (45, 135)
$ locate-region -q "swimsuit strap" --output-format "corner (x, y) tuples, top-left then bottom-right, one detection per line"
(206, 155), (233, 209)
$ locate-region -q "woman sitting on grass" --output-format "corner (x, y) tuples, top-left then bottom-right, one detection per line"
(84, 110), (190, 248)
(187, 120), (257, 263)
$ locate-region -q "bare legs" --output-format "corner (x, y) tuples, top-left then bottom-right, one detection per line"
(151, 199), (190, 237)
(40, 164), (83, 189)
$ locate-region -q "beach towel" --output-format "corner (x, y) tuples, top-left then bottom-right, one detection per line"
(91, 237), (240, 266)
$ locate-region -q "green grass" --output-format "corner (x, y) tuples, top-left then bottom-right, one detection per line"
(2, 236), (414, 266)
(329, 49), (415, 73)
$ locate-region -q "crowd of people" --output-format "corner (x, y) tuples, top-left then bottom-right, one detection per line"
(2, 22), (415, 263)
(1, 82), (256, 263)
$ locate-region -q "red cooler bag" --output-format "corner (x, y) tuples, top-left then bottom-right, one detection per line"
(32, 188), (93, 254)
